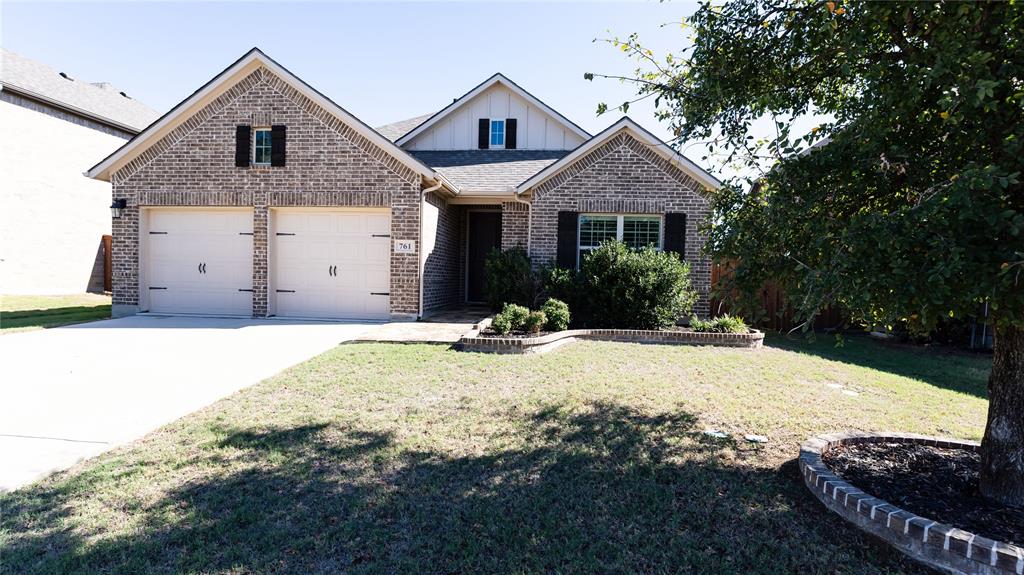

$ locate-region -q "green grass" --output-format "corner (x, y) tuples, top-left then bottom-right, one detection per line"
(0, 335), (991, 574)
(0, 294), (111, 333)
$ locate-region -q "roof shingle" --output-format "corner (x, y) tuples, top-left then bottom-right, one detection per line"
(409, 150), (569, 192)
(375, 113), (433, 142)
(1, 48), (159, 133)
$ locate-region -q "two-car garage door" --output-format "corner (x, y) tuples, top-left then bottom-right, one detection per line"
(143, 208), (390, 320)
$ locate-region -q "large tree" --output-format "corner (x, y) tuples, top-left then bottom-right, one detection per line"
(593, 1), (1023, 504)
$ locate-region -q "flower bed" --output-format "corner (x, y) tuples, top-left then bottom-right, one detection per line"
(457, 319), (764, 354)
(800, 432), (1024, 575)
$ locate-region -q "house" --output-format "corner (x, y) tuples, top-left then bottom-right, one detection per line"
(0, 48), (159, 294)
(86, 48), (719, 321)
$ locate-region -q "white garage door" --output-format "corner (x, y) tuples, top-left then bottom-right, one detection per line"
(272, 209), (390, 320)
(145, 209), (253, 316)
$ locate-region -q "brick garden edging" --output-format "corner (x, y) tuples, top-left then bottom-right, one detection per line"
(457, 321), (764, 354)
(800, 432), (1024, 575)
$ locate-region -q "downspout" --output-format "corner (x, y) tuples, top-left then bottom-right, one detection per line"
(418, 177), (446, 320)
(512, 187), (532, 253)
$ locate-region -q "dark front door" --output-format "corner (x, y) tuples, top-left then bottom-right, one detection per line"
(467, 211), (502, 302)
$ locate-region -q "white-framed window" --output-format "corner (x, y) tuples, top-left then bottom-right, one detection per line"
(577, 214), (662, 266)
(489, 119), (505, 148)
(253, 127), (272, 166)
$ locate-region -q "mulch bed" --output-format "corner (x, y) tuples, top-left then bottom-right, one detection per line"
(823, 441), (1024, 546)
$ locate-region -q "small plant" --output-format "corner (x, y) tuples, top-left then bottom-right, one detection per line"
(523, 310), (547, 334)
(690, 314), (749, 333)
(540, 298), (570, 331)
(491, 303), (530, 335)
(483, 248), (535, 310)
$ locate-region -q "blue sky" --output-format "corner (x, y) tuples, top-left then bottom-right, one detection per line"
(4, 1), (814, 179)
(3, 2), (693, 130)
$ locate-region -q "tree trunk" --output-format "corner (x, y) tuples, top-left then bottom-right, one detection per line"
(979, 322), (1024, 507)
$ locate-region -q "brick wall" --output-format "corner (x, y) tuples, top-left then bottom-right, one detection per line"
(500, 201), (529, 251)
(422, 191), (462, 310)
(528, 132), (712, 317)
(110, 66), (422, 318)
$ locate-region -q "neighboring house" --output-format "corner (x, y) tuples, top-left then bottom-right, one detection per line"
(87, 48), (719, 321)
(0, 48), (159, 294)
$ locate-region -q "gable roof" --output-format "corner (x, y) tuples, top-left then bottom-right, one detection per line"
(1, 48), (159, 134)
(86, 48), (445, 185)
(516, 116), (722, 194)
(410, 150), (567, 193)
(394, 73), (591, 147)
(376, 113), (433, 142)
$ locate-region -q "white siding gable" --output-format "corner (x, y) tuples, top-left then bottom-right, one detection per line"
(405, 84), (586, 151)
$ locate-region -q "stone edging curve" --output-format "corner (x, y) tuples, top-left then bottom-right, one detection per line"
(800, 432), (1024, 575)
(457, 320), (764, 354)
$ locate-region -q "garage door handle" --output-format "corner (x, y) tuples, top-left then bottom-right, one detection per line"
(370, 292), (390, 296)
(201, 263), (207, 274)
(239, 232), (253, 236)
(276, 232), (295, 236)
(149, 231), (168, 235)
(238, 289), (254, 292)
(149, 286), (168, 290)
(371, 234), (390, 238)
(276, 289), (295, 293)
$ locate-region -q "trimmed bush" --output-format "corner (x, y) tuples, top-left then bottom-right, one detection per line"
(579, 241), (697, 329)
(483, 248), (534, 310)
(540, 298), (570, 332)
(690, 314), (748, 334)
(523, 310), (547, 334)
(491, 303), (530, 335)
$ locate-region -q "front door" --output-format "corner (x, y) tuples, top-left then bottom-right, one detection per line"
(466, 211), (502, 302)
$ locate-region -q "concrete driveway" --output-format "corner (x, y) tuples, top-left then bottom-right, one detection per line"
(0, 315), (374, 492)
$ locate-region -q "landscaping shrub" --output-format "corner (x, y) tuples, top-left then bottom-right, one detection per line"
(491, 303), (530, 335)
(523, 310), (547, 334)
(483, 248), (535, 310)
(690, 314), (749, 333)
(578, 241), (697, 329)
(540, 298), (570, 332)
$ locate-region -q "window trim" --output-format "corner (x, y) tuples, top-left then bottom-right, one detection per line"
(489, 119), (505, 149)
(252, 127), (272, 167)
(576, 213), (663, 267)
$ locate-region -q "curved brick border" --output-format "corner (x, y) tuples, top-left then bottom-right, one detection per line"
(457, 321), (763, 354)
(800, 432), (1024, 575)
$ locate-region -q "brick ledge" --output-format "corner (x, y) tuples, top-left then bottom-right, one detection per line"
(800, 432), (1023, 575)
(457, 325), (764, 354)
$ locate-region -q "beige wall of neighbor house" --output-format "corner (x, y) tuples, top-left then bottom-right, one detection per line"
(404, 84), (587, 151)
(0, 96), (126, 294)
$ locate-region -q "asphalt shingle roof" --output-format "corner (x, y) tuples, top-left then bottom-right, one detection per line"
(1, 48), (159, 133)
(375, 113), (433, 142)
(410, 150), (569, 192)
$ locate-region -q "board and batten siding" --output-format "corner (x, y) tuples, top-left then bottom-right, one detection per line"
(405, 84), (585, 151)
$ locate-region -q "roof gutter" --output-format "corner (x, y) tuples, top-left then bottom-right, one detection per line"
(1, 82), (143, 136)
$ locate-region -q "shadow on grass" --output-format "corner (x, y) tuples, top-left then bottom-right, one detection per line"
(765, 332), (991, 400)
(1, 402), (927, 574)
(0, 305), (111, 330)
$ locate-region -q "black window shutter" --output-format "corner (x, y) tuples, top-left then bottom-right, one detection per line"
(556, 211), (579, 268)
(505, 118), (517, 149)
(664, 212), (687, 259)
(478, 118), (490, 149)
(235, 125), (251, 167)
(270, 125), (286, 167)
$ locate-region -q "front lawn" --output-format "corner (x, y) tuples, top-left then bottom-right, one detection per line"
(0, 294), (111, 333)
(1, 335), (990, 574)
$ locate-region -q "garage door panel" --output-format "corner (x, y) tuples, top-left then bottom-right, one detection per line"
(272, 210), (391, 320)
(146, 209), (253, 316)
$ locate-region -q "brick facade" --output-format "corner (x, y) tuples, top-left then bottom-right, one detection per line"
(500, 201), (529, 251)
(526, 132), (712, 318)
(110, 66), (422, 318)
(422, 191), (462, 310)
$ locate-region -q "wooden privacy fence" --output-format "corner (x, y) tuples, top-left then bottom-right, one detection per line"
(709, 262), (845, 332)
(103, 234), (112, 292)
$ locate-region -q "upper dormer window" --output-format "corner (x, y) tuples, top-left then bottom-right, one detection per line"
(253, 128), (273, 166)
(489, 119), (505, 148)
